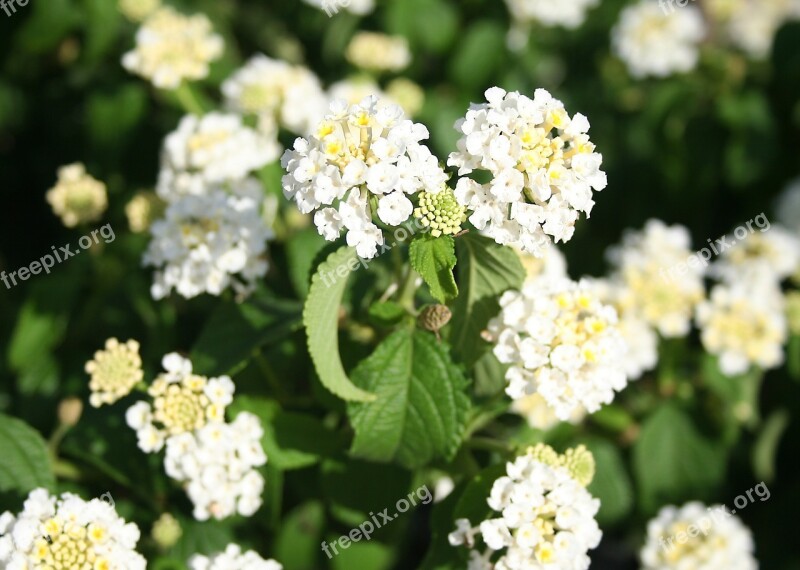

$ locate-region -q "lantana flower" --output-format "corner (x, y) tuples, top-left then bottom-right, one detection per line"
(449, 87), (607, 257)
(281, 96), (447, 258)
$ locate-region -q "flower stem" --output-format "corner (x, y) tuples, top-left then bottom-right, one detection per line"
(174, 82), (205, 115)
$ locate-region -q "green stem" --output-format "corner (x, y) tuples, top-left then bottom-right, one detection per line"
(397, 267), (418, 312)
(174, 82), (205, 115)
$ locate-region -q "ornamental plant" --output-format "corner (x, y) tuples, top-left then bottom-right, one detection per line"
(2, 0), (800, 569)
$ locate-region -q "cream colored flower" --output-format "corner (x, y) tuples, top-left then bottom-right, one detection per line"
(151, 513), (182, 549)
(46, 163), (107, 228)
(345, 32), (411, 72)
(126, 190), (165, 233)
(119, 0), (161, 22)
(122, 7), (224, 89)
(125, 353), (235, 453)
(386, 78), (425, 117)
(85, 338), (144, 407)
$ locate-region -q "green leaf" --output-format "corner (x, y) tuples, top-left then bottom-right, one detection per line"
(304, 246), (376, 402)
(286, 227), (328, 299)
(584, 438), (633, 526)
(450, 21), (506, 90)
(449, 233), (525, 368)
(171, 518), (235, 562)
(368, 301), (407, 327)
(409, 235), (458, 303)
(788, 335), (800, 381)
(320, 458), (414, 527)
(752, 409), (789, 483)
(274, 502), (325, 570)
(472, 350), (507, 398)
(384, 0), (458, 54)
(0, 414), (55, 493)
(191, 294), (303, 376)
(7, 301), (68, 372)
(633, 404), (727, 514)
(348, 329), (470, 469)
(83, 0), (122, 62)
(330, 540), (394, 570)
(230, 397), (346, 471)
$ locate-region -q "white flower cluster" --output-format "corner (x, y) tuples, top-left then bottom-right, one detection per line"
(165, 412), (267, 521)
(144, 180), (272, 299)
(302, 0), (375, 15)
(588, 277), (659, 380)
(641, 502), (758, 570)
(449, 447), (601, 569)
(345, 32), (412, 72)
(0, 488), (146, 570)
(710, 225), (800, 284)
(147, 112), (275, 300)
(125, 354), (269, 521)
(158, 113), (279, 200)
(505, 0), (599, 29)
(122, 7), (224, 89)
(612, 1), (706, 78)
(708, 0), (800, 59)
(189, 543), (282, 570)
(608, 219), (705, 338)
(222, 55), (328, 136)
(449, 87), (607, 257)
(487, 277), (629, 420)
(125, 353), (235, 453)
(696, 278), (787, 375)
(281, 95), (447, 258)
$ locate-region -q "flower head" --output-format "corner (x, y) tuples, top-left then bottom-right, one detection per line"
(46, 163), (107, 228)
(85, 338), (144, 407)
(164, 412), (267, 520)
(612, 1), (706, 78)
(697, 278), (787, 375)
(125, 353), (235, 452)
(487, 278), (629, 420)
(189, 543), (282, 570)
(345, 32), (411, 72)
(282, 96), (447, 258)
(449, 445), (601, 570)
(126, 190), (166, 233)
(0, 488), (146, 570)
(710, 224), (800, 284)
(608, 219), (705, 338)
(122, 7), (224, 89)
(449, 87), (607, 256)
(641, 502), (757, 570)
(157, 113), (279, 200)
(222, 55), (328, 136)
(414, 186), (467, 237)
(144, 179), (272, 300)
(151, 513), (182, 549)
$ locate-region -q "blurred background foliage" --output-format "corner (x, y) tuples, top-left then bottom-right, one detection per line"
(1, 0), (800, 568)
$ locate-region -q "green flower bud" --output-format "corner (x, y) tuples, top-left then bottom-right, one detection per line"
(152, 513), (182, 549)
(560, 445), (595, 487)
(414, 186), (466, 238)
